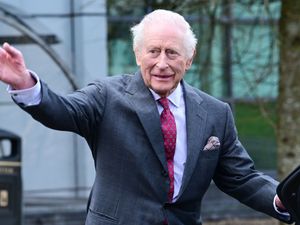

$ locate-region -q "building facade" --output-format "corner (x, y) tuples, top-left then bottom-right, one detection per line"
(0, 0), (281, 223)
(0, 0), (107, 199)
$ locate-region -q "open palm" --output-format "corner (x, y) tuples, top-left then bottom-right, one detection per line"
(0, 43), (32, 89)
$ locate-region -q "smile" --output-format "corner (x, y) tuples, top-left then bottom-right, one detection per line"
(152, 74), (174, 79)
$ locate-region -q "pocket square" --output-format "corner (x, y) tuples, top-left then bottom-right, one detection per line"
(203, 136), (220, 151)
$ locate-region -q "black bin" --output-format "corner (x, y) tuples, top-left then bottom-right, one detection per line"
(0, 129), (22, 225)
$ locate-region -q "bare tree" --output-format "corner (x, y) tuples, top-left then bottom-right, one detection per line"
(277, 0), (300, 220)
(277, 1), (300, 178)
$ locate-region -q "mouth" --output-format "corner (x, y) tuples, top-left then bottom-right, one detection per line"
(152, 74), (174, 80)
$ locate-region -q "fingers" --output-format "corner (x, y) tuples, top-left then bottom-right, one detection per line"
(0, 44), (9, 61)
(2, 42), (10, 48)
(2, 42), (22, 58)
(0, 45), (5, 55)
(275, 194), (286, 211)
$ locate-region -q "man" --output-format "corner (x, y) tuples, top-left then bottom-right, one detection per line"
(0, 9), (292, 225)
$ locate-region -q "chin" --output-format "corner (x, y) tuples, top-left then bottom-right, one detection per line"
(153, 89), (172, 97)
(150, 82), (175, 95)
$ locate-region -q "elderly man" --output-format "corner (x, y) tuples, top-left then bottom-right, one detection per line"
(0, 9), (291, 225)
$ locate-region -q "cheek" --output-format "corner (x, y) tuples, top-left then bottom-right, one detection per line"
(142, 60), (157, 73)
(172, 61), (187, 74)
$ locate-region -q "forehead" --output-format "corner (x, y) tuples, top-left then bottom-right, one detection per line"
(143, 23), (185, 48)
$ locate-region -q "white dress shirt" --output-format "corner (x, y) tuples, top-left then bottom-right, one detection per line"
(150, 84), (187, 202)
(7, 71), (41, 105)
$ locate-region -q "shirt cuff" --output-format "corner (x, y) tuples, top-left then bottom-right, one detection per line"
(273, 195), (291, 220)
(7, 70), (42, 106)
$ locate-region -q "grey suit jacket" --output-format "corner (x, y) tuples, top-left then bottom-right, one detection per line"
(21, 72), (288, 225)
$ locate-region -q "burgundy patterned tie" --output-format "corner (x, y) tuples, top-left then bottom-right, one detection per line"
(159, 97), (177, 202)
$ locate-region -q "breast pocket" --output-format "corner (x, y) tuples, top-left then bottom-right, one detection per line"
(86, 209), (118, 225)
(200, 147), (220, 160)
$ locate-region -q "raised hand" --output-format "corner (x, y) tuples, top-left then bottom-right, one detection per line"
(0, 42), (36, 90)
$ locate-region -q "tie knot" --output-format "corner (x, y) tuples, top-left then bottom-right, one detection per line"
(158, 98), (170, 110)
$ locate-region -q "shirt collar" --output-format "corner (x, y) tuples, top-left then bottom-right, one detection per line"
(150, 83), (182, 108)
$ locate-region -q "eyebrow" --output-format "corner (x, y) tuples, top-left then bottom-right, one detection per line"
(147, 45), (180, 52)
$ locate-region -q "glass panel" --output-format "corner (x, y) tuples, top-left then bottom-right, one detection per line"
(232, 0), (281, 20)
(232, 24), (279, 99)
(0, 140), (12, 158)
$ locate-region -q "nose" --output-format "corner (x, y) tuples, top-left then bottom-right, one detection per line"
(156, 53), (169, 70)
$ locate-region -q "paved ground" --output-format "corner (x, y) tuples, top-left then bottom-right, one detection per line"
(205, 218), (278, 225)
(23, 172), (281, 225)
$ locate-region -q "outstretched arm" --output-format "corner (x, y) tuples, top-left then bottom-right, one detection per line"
(0, 43), (36, 89)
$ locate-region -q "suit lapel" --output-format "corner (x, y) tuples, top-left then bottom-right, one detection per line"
(178, 81), (207, 198)
(124, 74), (208, 196)
(124, 72), (167, 171)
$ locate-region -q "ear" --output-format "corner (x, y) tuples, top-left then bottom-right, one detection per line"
(134, 49), (141, 66)
(185, 49), (196, 70)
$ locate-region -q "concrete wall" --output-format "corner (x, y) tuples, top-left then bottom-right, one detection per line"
(0, 0), (107, 198)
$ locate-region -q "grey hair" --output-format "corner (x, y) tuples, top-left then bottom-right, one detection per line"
(130, 9), (197, 59)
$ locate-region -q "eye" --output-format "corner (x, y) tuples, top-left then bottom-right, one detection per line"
(166, 49), (179, 59)
(148, 49), (160, 58)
